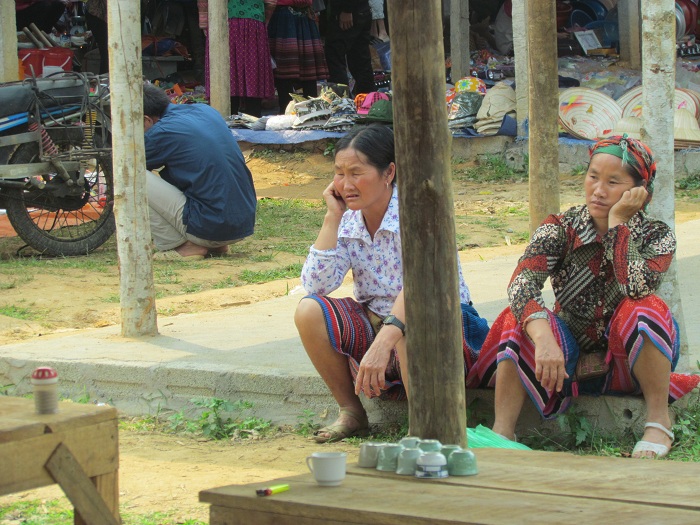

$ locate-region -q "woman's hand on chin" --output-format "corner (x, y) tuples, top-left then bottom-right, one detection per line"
(608, 186), (648, 229)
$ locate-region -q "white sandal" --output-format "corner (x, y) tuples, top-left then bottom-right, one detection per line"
(631, 422), (674, 459)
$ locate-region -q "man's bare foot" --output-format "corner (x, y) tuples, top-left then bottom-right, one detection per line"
(173, 240), (208, 258)
(207, 245), (229, 257)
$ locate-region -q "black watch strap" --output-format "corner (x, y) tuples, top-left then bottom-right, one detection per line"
(382, 314), (405, 336)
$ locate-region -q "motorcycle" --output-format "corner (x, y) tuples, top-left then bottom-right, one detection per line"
(0, 72), (114, 257)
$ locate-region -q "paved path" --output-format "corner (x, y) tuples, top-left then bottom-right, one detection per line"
(1, 220), (698, 431)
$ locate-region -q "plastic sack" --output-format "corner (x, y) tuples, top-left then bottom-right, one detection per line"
(466, 425), (532, 450)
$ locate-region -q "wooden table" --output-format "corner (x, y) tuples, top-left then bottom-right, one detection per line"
(0, 396), (120, 525)
(200, 448), (700, 524)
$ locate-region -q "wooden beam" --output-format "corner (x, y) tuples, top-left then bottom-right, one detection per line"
(512, 0), (529, 137)
(527, 0), (560, 232)
(0, 0), (19, 82)
(642, 0), (687, 369)
(450, 0), (470, 81)
(208, 0), (231, 116)
(388, 0), (466, 446)
(45, 444), (120, 525)
(619, 0), (642, 68)
(108, 0), (159, 337)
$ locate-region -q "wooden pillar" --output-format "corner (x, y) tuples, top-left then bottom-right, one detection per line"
(0, 1), (19, 82)
(642, 0), (687, 369)
(512, 0), (529, 137)
(527, 0), (560, 232)
(108, 0), (159, 337)
(619, 0), (642, 69)
(450, 0), (470, 81)
(208, 0), (231, 116)
(388, 0), (466, 447)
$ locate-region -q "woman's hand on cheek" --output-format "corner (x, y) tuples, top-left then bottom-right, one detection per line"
(609, 186), (648, 228)
(323, 182), (346, 218)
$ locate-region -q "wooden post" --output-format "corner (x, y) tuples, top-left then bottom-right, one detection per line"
(619, 0), (642, 69)
(0, 2), (19, 82)
(108, 0), (159, 337)
(527, 0), (560, 232)
(512, 0), (529, 137)
(449, 0), (469, 81)
(641, 0), (688, 369)
(208, 0), (231, 116)
(388, 0), (466, 447)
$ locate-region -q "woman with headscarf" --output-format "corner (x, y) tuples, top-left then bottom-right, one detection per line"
(467, 134), (700, 459)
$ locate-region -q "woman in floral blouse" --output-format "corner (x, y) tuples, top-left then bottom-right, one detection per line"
(295, 125), (489, 443)
(467, 134), (700, 459)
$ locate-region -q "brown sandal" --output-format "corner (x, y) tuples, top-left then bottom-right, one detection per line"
(312, 409), (370, 444)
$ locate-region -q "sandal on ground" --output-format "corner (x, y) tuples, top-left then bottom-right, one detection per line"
(632, 422), (674, 459)
(153, 250), (205, 261)
(312, 409), (370, 444)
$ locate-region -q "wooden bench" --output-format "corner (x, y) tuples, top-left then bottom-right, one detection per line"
(0, 396), (120, 525)
(200, 448), (700, 524)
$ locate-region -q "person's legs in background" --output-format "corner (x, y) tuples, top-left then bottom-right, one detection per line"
(345, 6), (374, 95)
(368, 0), (389, 41)
(85, 13), (109, 74)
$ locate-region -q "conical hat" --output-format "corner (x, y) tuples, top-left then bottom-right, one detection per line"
(476, 83), (516, 120)
(673, 108), (700, 141)
(606, 116), (642, 140)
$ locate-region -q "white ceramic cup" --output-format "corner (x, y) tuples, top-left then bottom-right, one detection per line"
(306, 452), (347, 486)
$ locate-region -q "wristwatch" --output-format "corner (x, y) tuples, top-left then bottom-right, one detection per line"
(382, 314), (406, 336)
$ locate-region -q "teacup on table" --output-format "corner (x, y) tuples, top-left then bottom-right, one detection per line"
(358, 442), (386, 468)
(448, 449), (478, 476)
(306, 451), (347, 486)
(376, 443), (404, 471)
(396, 447), (422, 475)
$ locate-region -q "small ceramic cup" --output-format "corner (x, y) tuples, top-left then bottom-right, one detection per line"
(448, 449), (478, 476)
(358, 442), (386, 468)
(395, 447), (422, 475)
(440, 444), (462, 459)
(306, 451), (347, 486)
(415, 451), (448, 479)
(418, 439), (442, 453)
(399, 436), (420, 449)
(376, 443), (404, 471)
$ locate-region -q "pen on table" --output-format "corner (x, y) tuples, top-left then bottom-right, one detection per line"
(256, 483), (290, 497)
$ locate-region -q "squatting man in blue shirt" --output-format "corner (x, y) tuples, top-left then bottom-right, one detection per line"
(142, 83), (257, 260)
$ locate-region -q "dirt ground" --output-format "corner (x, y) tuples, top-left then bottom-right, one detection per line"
(2, 148), (700, 522)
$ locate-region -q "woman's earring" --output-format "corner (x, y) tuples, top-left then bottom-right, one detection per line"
(385, 181), (389, 189)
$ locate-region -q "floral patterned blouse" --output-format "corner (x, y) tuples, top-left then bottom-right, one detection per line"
(301, 187), (472, 317)
(508, 204), (676, 352)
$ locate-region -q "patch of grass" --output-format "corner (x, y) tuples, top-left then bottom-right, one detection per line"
(570, 164), (588, 176)
(169, 397), (275, 440)
(324, 141), (336, 157)
(0, 500), (206, 525)
(253, 198), (325, 256)
(103, 293), (121, 303)
(677, 173), (700, 191)
(669, 400), (700, 461)
(239, 263), (303, 284)
(0, 304), (38, 320)
(211, 276), (238, 289)
(295, 409), (320, 437)
(0, 500), (72, 524)
(453, 154), (528, 183)
(119, 415), (163, 433)
(154, 266), (181, 285)
(249, 252), (277, 263)
(181, 283), (204, 294)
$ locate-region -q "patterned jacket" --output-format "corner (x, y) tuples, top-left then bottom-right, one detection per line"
(508, 205), (676, 352)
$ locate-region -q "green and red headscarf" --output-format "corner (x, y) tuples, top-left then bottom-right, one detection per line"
(589, 134), (657, 207)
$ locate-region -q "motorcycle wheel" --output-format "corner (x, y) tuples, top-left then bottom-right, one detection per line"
(4, 135), (115, 257)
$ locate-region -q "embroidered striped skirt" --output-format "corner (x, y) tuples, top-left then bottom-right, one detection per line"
(466, 296), (700, 419)
(305, 295), (489, 401)
(267, 6), (328, 81)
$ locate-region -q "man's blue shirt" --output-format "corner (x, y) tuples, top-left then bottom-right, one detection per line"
(144, 103), (256, 241)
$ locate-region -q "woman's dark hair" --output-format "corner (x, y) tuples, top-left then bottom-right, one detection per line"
(624, 163), (645, 187)
(143, 82), (171, 119)
(335, 125), (395, 182)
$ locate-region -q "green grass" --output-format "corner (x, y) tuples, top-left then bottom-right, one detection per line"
(0, 500), (206, 525)
(0, 304), (38, 320)
(677, 173), (700, 191)
(239, 263), (304, 284)
(251, 198), (325, 256)
(453, 155), (528, 183)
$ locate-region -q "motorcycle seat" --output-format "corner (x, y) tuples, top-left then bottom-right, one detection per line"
(0, 82), (33, 119)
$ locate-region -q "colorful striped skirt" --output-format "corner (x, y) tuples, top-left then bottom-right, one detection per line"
(466, 295), (700, 419)
(305, 294), (489, 401)
(267, 6), (328, 81)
